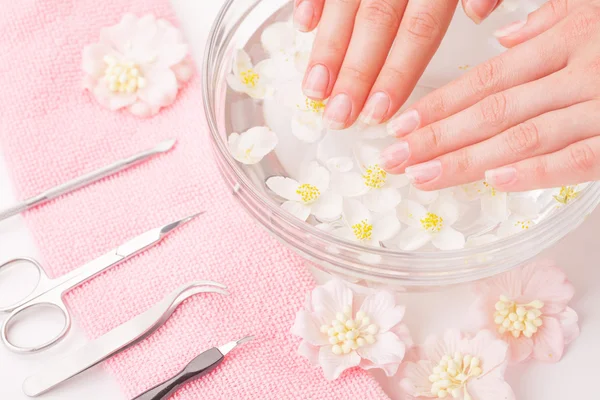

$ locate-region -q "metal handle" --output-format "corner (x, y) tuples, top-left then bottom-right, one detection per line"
(0, 258), (50, 313)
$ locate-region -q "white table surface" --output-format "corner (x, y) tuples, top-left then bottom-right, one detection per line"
(1, 1), (598, 399)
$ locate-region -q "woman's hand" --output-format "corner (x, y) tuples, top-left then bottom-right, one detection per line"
(383, 0), (600, 192)
(295, 0), (503, 129)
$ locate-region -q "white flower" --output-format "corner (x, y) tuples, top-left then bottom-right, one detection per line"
(82, 14), (192, 117)
(336, 142), (408, 212)
(409, 185), (439, 205)
(226, 49), (273, 99)
(291, 279), (412, 380)
(497, 215), (536, 238)
(396, 197), (465, 251)
(260, 21), (315, 75)
(328, 199), (401, 248)
(266, 161), (342, 221)
(457, 180), (509, 222)
(228, 126), (278, 164)
(284, 84), (327, 143)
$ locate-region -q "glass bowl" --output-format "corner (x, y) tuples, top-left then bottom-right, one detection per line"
(202, 0), (600, 289)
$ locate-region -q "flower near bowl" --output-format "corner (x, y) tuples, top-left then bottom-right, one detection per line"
(82, 14), (193, 117)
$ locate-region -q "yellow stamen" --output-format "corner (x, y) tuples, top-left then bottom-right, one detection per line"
(553, 185), (579, 205)
(362, 164), (387, 189)
(240, 69), (259, 88)
(305, 98), (326, 113)
(515, 220), (532, 230)
(296, 183), (320, 203)
(103, 55), (145, 94)
(352, 220), (373, 241)
(420, 212), (443, 233)
(482, 181), (496, 196)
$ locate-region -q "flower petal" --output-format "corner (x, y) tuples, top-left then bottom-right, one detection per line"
(400, 360), (435, 396)
(497, 215), (536, 238)
(359, 291), (405, 332)
(226, 73), (248, 93)
(91, 80), (136, 110)
(231, 49), (253, 75)
(362, 187), (402, 212)
(291, 310), (329, 346)
(136, 68), (178, 108)
(425, 330), (462, 363)
(357, 331), (406, 367)
(326, 157), (354, 173)
(318, 346), (361, 380)
(386, 173), (410, 189)
(429, 196), (460, 225)
(317, 130), (357, 165)
(312, 192), (343, 221)
(82, 44), (115, 78)
(410, 185), (439, 205)
(281, 200), (311, 221)
(100, 13), (138, 54)
(397, 200), (427, 228)
(331, 226), (356, 241)
(359, 359), (401, 376)
(354, 141), (381, 168)
(260, 21), (296, 55)
(460, 330), (508, 375)
(431, 227), (465, 250)
(342, 198), (371, 226)
(371, 210), (401, 242)
(557, 307), (580, 345)
(467, 373), (515, 400)
(311, 279), (353, 320)
(481, 191), (509, 222)
(266, 176), (301, 201)
(504, 334), (534, 364)
(291, 110), (325, 143)
(300, 161), (330, 192)
(532, 316), (565, 362)
(394, 226), (431, 251)
(331, 171), (368, 197)
(240, 126), (278, 158)
(297, 340), (320, 364)
(520, 261), (574, 315)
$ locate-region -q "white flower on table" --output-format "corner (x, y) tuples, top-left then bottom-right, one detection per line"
(82, 14), (193, 117)
(327, 199), (401, 248)
(266, 161), (342, 221)
(228, 126), (278, 165)
(396, 197), (465, 251)
(226, 49), (274, 99)
(457, 180), (509, 222)
(291, 279), (412, 380)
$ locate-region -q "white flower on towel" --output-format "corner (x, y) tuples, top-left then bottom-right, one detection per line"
(226, 49), (274, 99)
(82, 14), (192, 117)
(266, 161), (343, 221)
(228, 126), (278, 165)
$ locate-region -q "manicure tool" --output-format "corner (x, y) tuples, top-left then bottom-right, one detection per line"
(0, 139), (176, 222)
(22, 282), (230, 397)
(132, 336), (254, 400)
(0, 212), (202, 353)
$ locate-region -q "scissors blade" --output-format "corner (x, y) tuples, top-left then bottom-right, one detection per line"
(0, 139), (176, 222)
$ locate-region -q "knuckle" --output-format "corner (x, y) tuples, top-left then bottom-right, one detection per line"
(340, 63), (372, 85)
(531, 158), (549, 182)
(405, 9), (443, 43)
(568, 143), (597, 173)
(563, 6), (600, 39)
(423, 123), (444, 150)
(322, 36), (347, 55)
(360, 0), (402, 29)
(426, 93), (449, 117)
(454, 150), (473, 174)
(548, 0), (569, 19)
(478, 93), (508, 126)
(470, 59), (503, 95)
(506, 122), (542, 156)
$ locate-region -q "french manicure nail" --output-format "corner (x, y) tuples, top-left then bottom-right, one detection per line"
(485, 166), (517, 186)
(405, 160), (442, 184)
(387, 109), (420, 137)
(323, 93), (352, 130)
(294, 1), (314, 32)
(494, 20), (526, 38)
(359, 92), (390, 125)
(303, 64), (329, 98)
(465, 0), (498, 24)
(380, 141), (410, 170)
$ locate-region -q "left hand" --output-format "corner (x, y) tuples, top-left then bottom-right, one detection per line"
(382, 0), (600, 192)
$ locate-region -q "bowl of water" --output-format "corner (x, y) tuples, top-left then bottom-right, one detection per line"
(202, 0), (600, 289)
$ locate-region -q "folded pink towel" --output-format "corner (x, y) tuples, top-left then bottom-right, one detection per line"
(0, 1), (389, 399)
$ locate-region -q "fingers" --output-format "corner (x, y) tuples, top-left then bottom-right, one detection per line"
(387, 24), (570, 137)
(494, 0), (586, 47)
(485, 135), (600, 191)
(357, 0), (457, 126)
(302, 0), (361, 99)
(294, 0), (327, 32)
(404, 100), (600, 190)
(382, 70), (582, 174)
(321, 0), (406, 129)
(461, 0), (500, 24)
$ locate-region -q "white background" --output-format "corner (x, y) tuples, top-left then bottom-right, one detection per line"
(1, 0), (599, 399)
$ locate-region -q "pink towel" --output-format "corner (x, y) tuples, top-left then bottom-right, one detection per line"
(0, 1), (389, 399)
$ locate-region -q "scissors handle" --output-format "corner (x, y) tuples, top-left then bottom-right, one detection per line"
(0, 258), (52, 313)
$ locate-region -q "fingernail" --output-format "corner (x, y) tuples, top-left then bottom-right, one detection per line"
(387, 109), (420, 137)
(303, 64), (329, 98)
(294, 1), (314, 32)
(485, 166), (517, 186)
(359, 92), (390, 125)
(380, 141), (410, 170)
(465, 0), (498, 24)
(494, 20), (526, 38)
(405, 160), (442, 184)
(323, 93), (352, 130)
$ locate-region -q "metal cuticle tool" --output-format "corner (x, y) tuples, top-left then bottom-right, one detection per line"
(22, 281), (229, 397)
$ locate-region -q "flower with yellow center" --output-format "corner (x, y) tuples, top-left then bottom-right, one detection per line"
(497, 214), (537, 238)
(226, 49), (273, 99)
(553, 185), (580, 205)
(396, 198), (465, 251)
(362, 164), (387, 189)
(458, 180), (508, 222)
(228, 126), (278, 165)
(428, 353), (482, 399)
(290, 92), (328, 143)
(266, 161), (342, 222)
(494, 295), (544, 338)
(320, 305), (379, 355)
(103, 55), (147, 94)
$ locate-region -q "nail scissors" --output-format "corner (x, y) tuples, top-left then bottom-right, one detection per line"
(0, 212), (202, 353)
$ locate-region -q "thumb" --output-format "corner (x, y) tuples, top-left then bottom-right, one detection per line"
(462, 0), (502, 24)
